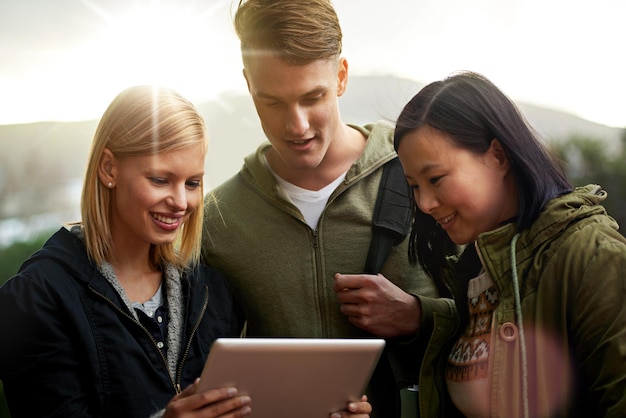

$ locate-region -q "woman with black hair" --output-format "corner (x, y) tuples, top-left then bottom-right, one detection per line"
(391, 71), (626, 417)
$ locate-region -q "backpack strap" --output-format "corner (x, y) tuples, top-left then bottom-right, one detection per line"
(364, 157), (412, 274)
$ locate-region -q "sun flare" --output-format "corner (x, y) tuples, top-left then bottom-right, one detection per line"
(88, 2), (214, 85)
(0, 0), (243, 124)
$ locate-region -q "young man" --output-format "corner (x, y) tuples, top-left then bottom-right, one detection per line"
(202, 1), (439, 416)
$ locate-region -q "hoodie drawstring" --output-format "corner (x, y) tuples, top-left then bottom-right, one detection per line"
(510, 233), (529, 418)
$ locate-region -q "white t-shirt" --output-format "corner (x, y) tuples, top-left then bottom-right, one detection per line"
(268, 158), (347, 230)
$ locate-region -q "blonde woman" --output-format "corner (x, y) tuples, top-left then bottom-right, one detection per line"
(0, 85), (250, 417)
(0, 85), (372, 418)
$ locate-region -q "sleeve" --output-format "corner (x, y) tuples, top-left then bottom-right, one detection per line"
(202, 263), (245, 337)
(569, 237), (626, 416)
(385, 295), (457, 388)
(0, 272), (96, 417)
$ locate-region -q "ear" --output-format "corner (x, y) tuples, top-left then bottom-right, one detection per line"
(336, 57), (348, 97)
(488, 138), (511, 172)
(242, 68), (251, 92)
(98, 148), (117, 188)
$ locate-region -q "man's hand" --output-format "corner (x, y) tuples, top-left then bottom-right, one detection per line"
(330, 395), (371, 418)
(333, 273), (420, 338)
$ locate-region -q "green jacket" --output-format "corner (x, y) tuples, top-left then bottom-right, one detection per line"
(202, 121), (438, 417)
(415, 185), (626, 417)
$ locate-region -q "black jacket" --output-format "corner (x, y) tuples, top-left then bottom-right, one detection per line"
(0, 227), (242, 417)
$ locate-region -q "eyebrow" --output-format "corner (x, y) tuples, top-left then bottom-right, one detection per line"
(145, 168), (205, 179)
(404, 162), (439, 184)
(256, 86), (327, 101)
(418, 162), (440, 176)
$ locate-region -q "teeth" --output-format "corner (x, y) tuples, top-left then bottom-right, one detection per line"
(439, 213), (455, 224)
(153, 213), (177, 224)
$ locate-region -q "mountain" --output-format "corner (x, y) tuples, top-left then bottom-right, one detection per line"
(0, 75), (623, 245)
(342, 75), (624, 151)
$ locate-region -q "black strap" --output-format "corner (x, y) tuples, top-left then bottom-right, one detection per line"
(364, 157), (412, 274)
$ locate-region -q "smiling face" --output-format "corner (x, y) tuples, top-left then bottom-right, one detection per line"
(102, 143), (204, 253)
(397, 125), (518, 245)
(243, 54), (347, 178)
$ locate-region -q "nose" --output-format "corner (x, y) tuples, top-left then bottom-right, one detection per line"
(415, 187), (438, 214)
(166, 184), (188, 212)
(285, 105), (309, 136)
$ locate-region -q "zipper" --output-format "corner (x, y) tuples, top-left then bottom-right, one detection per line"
(312, 229), (319, 251)
(175, 285), (209, 387)
(311, 228), (328, 337)
(312, 179), (353, 338)
(88, 286), (178, 392)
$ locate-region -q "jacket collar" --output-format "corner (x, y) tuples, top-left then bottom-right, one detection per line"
(238, 120), (398, 197)
(476, 184), (613, 285)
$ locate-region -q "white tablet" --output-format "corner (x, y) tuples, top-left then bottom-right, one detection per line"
(196, 338), (385, 417)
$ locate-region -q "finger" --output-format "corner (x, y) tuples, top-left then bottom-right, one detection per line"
(328, 395), (371, 418)
(199, 393), (251, 417)
(178, 378), (200, 397)
(333, 273), (365, 292)
(197, 387), (240, 404)
(348, 395), (372, 414)
(168, 378), (199, 404)
(169, 387), (239, 413)
(335, 287), (361, 304)
(338, 301), (362, 317)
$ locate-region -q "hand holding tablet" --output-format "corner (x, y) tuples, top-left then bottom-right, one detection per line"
(196, 338), (385, 418)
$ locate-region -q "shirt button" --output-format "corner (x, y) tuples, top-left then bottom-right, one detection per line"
(157, 316), (163, 323)
(157, 342), (164, 349)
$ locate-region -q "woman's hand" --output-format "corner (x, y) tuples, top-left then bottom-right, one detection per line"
(330, 395), (371, 418)
(162, 379), (252, 417)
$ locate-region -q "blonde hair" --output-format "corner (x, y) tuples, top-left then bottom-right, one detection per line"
(80, 85), (207, 270)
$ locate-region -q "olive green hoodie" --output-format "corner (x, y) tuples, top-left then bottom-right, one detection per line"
(415, 184), (626, 417)
(202, 120), (438, 417)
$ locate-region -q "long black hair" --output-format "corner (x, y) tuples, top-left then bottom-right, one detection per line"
(394, 71), (571, 281)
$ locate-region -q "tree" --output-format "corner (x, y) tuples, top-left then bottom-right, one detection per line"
(0, 232), (53, 418)
(0, 231), (52, 286)
(553, 133), (626, 237)
(0, 380), (8, 418)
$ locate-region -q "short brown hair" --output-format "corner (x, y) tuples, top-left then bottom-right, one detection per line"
(234, 0), (342, 65)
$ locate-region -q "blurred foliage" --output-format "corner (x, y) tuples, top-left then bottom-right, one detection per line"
(552, 131), (626, 237)
(0, 231), (51, 418)
(0, 380), (9, 418)
(0, 230), (52, 287)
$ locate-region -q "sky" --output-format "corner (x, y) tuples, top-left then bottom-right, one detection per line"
(1, 0), (625, 128)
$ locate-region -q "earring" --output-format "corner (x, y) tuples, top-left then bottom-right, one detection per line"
(107, 182), (113, 188)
